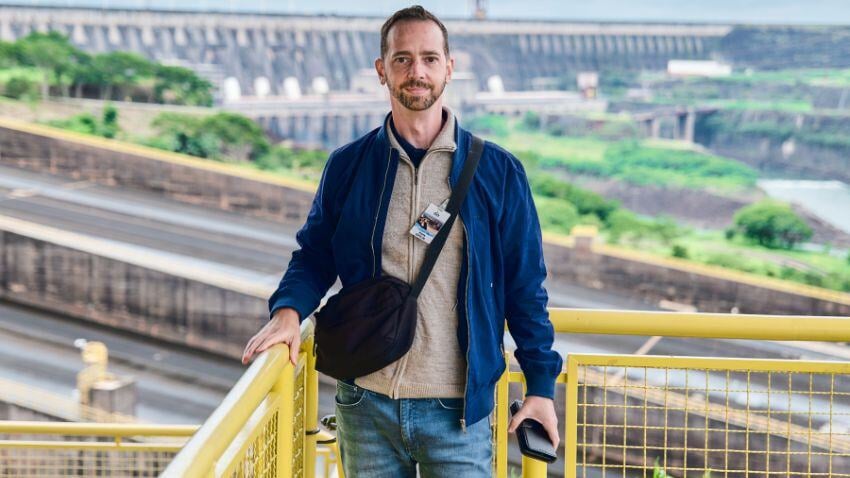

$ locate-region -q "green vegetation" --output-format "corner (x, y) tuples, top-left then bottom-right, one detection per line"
(659, 230), (850, 292)
(490, 118), (758, 192)
(45, 107), (328, 183)
(730, 201), (813, 249)
(720, 68), (850, 88)
(464, 114), (850, 293)
(698, 111), (850, 152)
(602, 142), (757, 190)
(703, 98), (813, 113)
(0, 32), (212, 105)
(145, 112), (270, 162)
(47, 104), (120, 138)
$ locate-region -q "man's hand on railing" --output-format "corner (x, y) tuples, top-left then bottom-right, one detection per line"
(507, 395), (560, 450)
(241, 308), (301, 366)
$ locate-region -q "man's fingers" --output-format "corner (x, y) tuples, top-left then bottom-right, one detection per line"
(247, 330), (273, 355)
(254, 333), (283, 355)
(543, 421), (560, 448)
(242, 337), (261, 364)
(289, 337), (301, 365)
(508, 411), (527, 433)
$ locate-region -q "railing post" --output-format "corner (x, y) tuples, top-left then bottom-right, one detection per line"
(274, 348), (295, 477)
(304, 336), (318, 478)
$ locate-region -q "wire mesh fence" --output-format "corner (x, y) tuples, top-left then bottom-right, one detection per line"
(566, 355), (850, 477)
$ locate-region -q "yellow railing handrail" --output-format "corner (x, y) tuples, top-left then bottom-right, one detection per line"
(0, 440), (187, 452)
(161, 320), (314, 477)
(0, 421), (197, 436)
(549, 308), (850, 341)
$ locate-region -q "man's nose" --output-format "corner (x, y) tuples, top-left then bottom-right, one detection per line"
(409, 59), (426, 79)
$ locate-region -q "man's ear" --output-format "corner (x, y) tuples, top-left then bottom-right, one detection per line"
(446, 56), (455, 83)
(375, 57), (386, 85)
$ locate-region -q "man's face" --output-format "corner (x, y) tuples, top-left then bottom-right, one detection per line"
(376, 20), (453, 112)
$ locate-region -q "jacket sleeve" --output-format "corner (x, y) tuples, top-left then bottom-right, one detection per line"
(499, 156), (563, 399)
(268, 151), (343, 323)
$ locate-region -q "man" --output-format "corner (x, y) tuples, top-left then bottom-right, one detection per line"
(242, 5), (562, 476)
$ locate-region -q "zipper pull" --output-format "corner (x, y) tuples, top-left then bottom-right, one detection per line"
(460, 418), (466, 433)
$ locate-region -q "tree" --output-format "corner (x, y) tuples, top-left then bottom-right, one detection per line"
(153, 64), (213, 106)
(92, 51), (153, 100)
(70, 51), (97, 98)
(15, 32), (79, 98)
(101, 105), (119, 139)
(731, 201), (812, 249)
(0, 41), (18, 68)
(199, 113), (270, 161)
(150, 112), (270, 162)
(3, 76), (38, 100)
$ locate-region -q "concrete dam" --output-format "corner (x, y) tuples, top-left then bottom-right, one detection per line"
(0, 5), (729, 96)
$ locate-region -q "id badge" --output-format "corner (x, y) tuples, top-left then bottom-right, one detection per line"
(410, 202), (451, 244)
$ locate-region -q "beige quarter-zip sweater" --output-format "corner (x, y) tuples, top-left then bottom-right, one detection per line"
(354, 109), (467, 398)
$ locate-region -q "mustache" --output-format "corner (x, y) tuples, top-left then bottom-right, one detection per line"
(400, 80), (433, 90)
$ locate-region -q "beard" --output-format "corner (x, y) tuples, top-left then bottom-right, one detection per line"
(387, 77), (447, 111)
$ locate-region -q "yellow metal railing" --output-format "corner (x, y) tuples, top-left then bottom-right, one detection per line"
(2, 309), (847, 477)
(161, 320), (342, 478)
(491, 309), (850, 478)
(0, 421), (196, 477)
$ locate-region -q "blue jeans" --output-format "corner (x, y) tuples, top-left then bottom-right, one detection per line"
(335, 380), (493, 477)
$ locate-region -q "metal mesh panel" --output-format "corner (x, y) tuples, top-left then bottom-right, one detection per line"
(566, 355), (850, 477)
(292, 362), (306, 477)
(223, 355), (307, 477)
(226, 411), (279, 478)
(0, 435), (181, 477)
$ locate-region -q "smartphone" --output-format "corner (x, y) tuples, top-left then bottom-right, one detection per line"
(510, 400), (557, 463)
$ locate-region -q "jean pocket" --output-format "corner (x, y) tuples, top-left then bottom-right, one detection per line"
(435, 397), (464, 410)
(335, 381), (366, 408)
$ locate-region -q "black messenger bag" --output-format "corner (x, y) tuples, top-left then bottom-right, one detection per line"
(313, 136), (484, 380)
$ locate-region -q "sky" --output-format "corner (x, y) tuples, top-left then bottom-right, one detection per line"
(6, 0), (850, 25)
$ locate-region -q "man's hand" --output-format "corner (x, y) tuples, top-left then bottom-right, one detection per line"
(241, 308), (301, 366)
(507, 395), (560, 449)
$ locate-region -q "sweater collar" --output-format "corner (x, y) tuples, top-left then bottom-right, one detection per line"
(383, 107), (457, 160)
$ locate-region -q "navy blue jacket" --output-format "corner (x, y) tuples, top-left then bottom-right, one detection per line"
(269, 116), (563, 427)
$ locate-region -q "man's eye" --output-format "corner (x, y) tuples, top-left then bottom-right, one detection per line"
(395, 58), (409, 64)
(425, 57), (438, 63)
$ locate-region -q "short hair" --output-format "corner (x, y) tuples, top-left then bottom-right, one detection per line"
(380, 5), (450, 59)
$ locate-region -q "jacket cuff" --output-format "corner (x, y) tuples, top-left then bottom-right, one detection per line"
(269, 296), (313, 324)
(524, 372), (557, 400)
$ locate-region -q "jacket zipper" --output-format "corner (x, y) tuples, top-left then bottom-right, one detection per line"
(386, 145), (457, 399)
(460, 215), (471, 432)
(390, 152), (419, 398)
(370, 148), (393, 277)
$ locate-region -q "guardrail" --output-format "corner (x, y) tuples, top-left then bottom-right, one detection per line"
(2, 309), (847, 477)
(0, 422), (196, 476)
(160, 320), (341, 477)
(494, 309), (850, 477)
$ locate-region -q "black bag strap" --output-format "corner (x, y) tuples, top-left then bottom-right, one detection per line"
(410, 135), (484, 299)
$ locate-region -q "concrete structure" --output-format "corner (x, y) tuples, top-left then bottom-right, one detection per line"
(634, 106), (716, 142)
(2, 120), (848, 323)
(0, 5), (729, 96)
